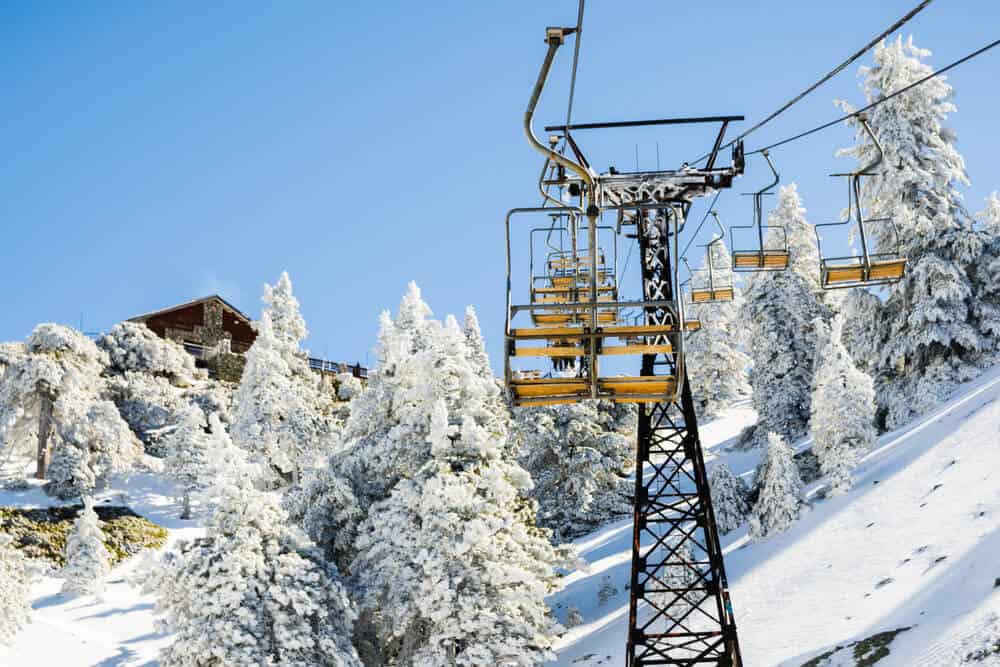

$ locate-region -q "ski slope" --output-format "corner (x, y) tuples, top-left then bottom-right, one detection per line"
(550, 367), (1000, 666)
(1, 369), (999, 666)
(0, 473), (203, 667)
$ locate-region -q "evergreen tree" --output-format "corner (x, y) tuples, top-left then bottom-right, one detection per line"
(741, 185), (827, 445)
(309, 284), (568, 665)
(516, 400), (634, 541)
(335, 285), (505, 509)
(162, 406), (212, 519)
(232, 272), (334, 486)
(462, 305), (492, 383)
(99, 321), (198, 386)
(749, 432), (802, 540)
(838, 37), (987, 428)
(975, 192), (1000, 346)
(686, 239), (751, 418)
(140, 422), (361, 667)
(708, 463), (750, 535)
(0, 324), (140, 497)
(810, 317), (877, 495)
(352, 412), (569, 666)
(0, 533), (33, 645)
(62, 496), (111, 597)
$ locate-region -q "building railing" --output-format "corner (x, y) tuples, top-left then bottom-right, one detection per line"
(309, 358), (368, 379)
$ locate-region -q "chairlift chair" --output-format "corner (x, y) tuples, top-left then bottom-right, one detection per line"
(815, 113), (906, 289)
(505, 207), (685, 407)
(685, 211), (735, 303)
(730, 150), (790, 271)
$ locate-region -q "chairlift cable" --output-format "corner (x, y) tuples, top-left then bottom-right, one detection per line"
(564, 0), (586, 133)
(747, 37), (1000, 156)
(680, 189), (723, 260)
(689, 0), (934, 164)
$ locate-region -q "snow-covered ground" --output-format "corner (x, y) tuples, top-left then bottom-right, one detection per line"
(0, 473), (203, 667)
(551, 367), (1000, 666)
(3, 369), (999, 666)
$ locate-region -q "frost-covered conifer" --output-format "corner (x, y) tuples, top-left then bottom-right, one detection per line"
(709, 463), (750, 535)
(810, 317), (876, 495)
(686, 239), (751, 418)
(838, 37), (986, 428)
(741, 185), (827, 445)
(141, 419), (361, 667)
(162, 406), (212, 519)
(48, 400), (140, 499)
(282, 463), (362, 568)
(749, 432), (802, 540)
(352, 412), (569, 666)
(463, 305), (493, 382)
(335, 372), (363, 401)
(0, 324), (140, 497)
(335, 285), (505, 508)
(0, 533), (33, 645)
(516, 400), (634, 541)
(232, 272), (334, 486)
(62, 496), (111, 596)
(307, 284), (568, 665)
(99, 322), (197, 386)
(975, 192), (1000, 347)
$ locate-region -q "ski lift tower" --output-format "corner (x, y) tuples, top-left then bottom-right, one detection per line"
(504, 24), (747, 667)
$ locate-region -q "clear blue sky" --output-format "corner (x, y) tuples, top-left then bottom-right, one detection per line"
(2, 1), (998, 370)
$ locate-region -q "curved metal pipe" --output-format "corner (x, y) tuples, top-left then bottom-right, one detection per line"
(524, 29), (594, 198)
(708, 210), (726, 244)
(854, 113), (884, 176)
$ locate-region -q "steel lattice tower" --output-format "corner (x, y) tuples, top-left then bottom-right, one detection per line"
(626, 207), (742, 667)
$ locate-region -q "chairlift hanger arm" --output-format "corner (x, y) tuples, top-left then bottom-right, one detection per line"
(525, 27), (594, 200)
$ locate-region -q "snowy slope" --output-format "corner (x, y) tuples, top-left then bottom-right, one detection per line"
(551, 367), (1000, 667)
(0, 473), (203, 667)
(1, 370), (998, 666)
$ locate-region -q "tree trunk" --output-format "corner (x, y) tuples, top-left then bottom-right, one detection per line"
(35, 389), (55, 479)
(181, 491), (192, 520)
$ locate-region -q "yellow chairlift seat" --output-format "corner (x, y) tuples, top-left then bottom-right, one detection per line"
(733, 250), (790, 270)
(532, 294), (615, 304)
(509, 375), (677, 406)
(685, 319), (701, 332)
(531, 310), (618, 326)
(600, 376), (676, 403)
(690, 287), (735, 303)
(533, 285), (617, 295)
(822, 257), (906, 287)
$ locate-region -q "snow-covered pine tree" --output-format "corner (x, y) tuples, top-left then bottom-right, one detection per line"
(516, 400), (634, 541)
(99, 322), (198, 386)
(810, 317), (877, 495)
(336, 372), (363, 401)
(352, 410), (570, 666)
(162, 406), (212, 519)
(62, 496), (111, 597)
(749, 432), (802, 540)
(462, 305), (492, 383)
(974, 192), (1000, 348)
(98, 321), (213, 455)
(232, 272), (334, 486)
(741, 185), (827, 445)
(686, 238), (751, 418)
(838, 36), (987, 428)
(140, 417), (361, 667)
(334, 284), (505, 509)
(0, 533), (33, 645)
(708, 463), (750, 535)
(0, 324), (140, 496)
